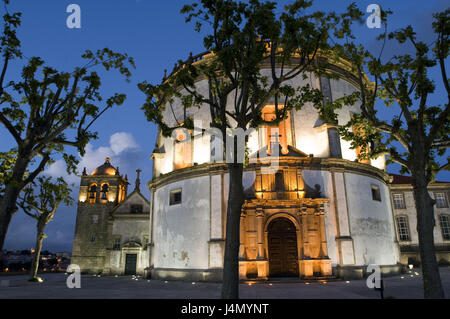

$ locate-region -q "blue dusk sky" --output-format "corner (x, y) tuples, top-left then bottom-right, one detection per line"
(1, 0), (449, 252)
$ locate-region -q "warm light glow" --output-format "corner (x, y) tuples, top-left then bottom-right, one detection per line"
(297, 135), (328, 158)
(261, 105), (291, 155)
(298, 191), (306, 199)
(174, 131), (193, 170)
(106, 168), (117, 176)
(79, 195), (87, 203)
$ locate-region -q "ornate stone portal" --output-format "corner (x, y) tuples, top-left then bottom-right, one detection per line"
(239, 166), (332, 279)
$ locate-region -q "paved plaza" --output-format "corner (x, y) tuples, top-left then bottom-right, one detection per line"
(1, 267), (450, 299)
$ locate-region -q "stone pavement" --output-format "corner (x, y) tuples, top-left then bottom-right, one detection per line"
(1, 267), (449, 299)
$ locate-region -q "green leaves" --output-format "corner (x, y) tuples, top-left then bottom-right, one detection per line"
(82, 48), (135, 82)
(0, 148), (17, 195)
(140, 0), (348, 141)
(0, 0), (136, 201)
(0, 9), (22, 59)
(20, 175), (74, 223)
(318, 4), (449, 183)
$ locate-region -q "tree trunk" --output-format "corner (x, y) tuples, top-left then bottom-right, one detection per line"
(30, 223), (45, 280)
(221, 163), (244, 299)
(412, 172), (445, 299)
(0, 156), (29, 251)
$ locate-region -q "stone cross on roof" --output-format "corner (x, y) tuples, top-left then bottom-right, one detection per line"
(135, 169), (142, 192)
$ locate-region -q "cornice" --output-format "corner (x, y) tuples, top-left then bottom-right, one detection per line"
(148, 158), (390, 190)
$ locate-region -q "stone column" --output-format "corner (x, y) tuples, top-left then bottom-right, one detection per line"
(300, 205), (310, 258)
(319, 76), (342, 158)
(256, 207), (265, 259)
(239, 212), (246, 259)
(319, 205), (329, 258)
(296, 170), (305, 199)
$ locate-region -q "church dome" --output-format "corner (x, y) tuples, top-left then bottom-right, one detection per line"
(91, 158), (118, 176)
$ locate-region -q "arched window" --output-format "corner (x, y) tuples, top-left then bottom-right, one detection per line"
(275, 171), (284, 192)
(88, 184), (97, 203)
(100, 183), (109, 203)
(261, 105), (291, 155)
(174, 129), (192, 170)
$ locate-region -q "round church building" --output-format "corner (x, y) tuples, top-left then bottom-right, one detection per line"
(148, 52), (401, 281)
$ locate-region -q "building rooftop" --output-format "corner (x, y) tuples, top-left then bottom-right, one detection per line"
(389, 173), (449, 185)
(91, 158), (119, 176)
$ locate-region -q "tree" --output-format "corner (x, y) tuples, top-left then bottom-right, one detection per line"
(139, 0), (351, 298)
(18, 176), (73, 282)
(0, 148), (16, 195)
(0, 2), (135, 251)
(322, 8), (449, 298)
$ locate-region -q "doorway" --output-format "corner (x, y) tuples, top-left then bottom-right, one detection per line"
(268, 218), (299, 277)
(124, 254), (137, 275)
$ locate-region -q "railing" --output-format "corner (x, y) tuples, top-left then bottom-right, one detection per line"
(163, 51), (212, 82)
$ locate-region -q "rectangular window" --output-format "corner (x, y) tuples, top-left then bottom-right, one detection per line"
(143, 236), (149, 251)
(393, 193), (406, 209)
(131, 204), (143, 214)
(435, 193), (448, 208)
(113, 236), (121, 250)
(92, 215), (99, 224)
(440, 215), (450, 240)
(173, 129), (193, 170)
(396, 217), (410, 241)
(371, 185), (381, 202)
(170, 189), (182, 206)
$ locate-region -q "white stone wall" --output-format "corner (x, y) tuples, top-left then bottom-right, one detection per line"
(302, 170), (338, 264)
(151, 169), (400, 273)
(152, 176), (212, 271)
(108, 192), (150, 275)
(154, 69), (386, 178)
(344, 173), (399, 266)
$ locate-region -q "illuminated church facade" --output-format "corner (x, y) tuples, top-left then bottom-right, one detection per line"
(72, 53), (450, 280)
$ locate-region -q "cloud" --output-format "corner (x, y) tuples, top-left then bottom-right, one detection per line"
(110, 132), (139, 156)
(44, 131), (144, 183)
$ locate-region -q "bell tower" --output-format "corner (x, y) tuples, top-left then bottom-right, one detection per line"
(72, 158), (129, 274)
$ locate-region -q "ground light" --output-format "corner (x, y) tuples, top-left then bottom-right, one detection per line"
(29, 277), (44, 283)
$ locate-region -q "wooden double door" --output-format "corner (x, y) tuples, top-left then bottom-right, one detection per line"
(268, 218), (299, 277)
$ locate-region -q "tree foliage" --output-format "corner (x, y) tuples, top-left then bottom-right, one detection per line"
(325, 8), (449, 182)
(19, 176), (74, 223)
(139, 0), (361, 299)
(0, 1), (135, 251)
(320, 5), (449, 299)
(139, 0), (343, 139)
(18, 175), (73, 281)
